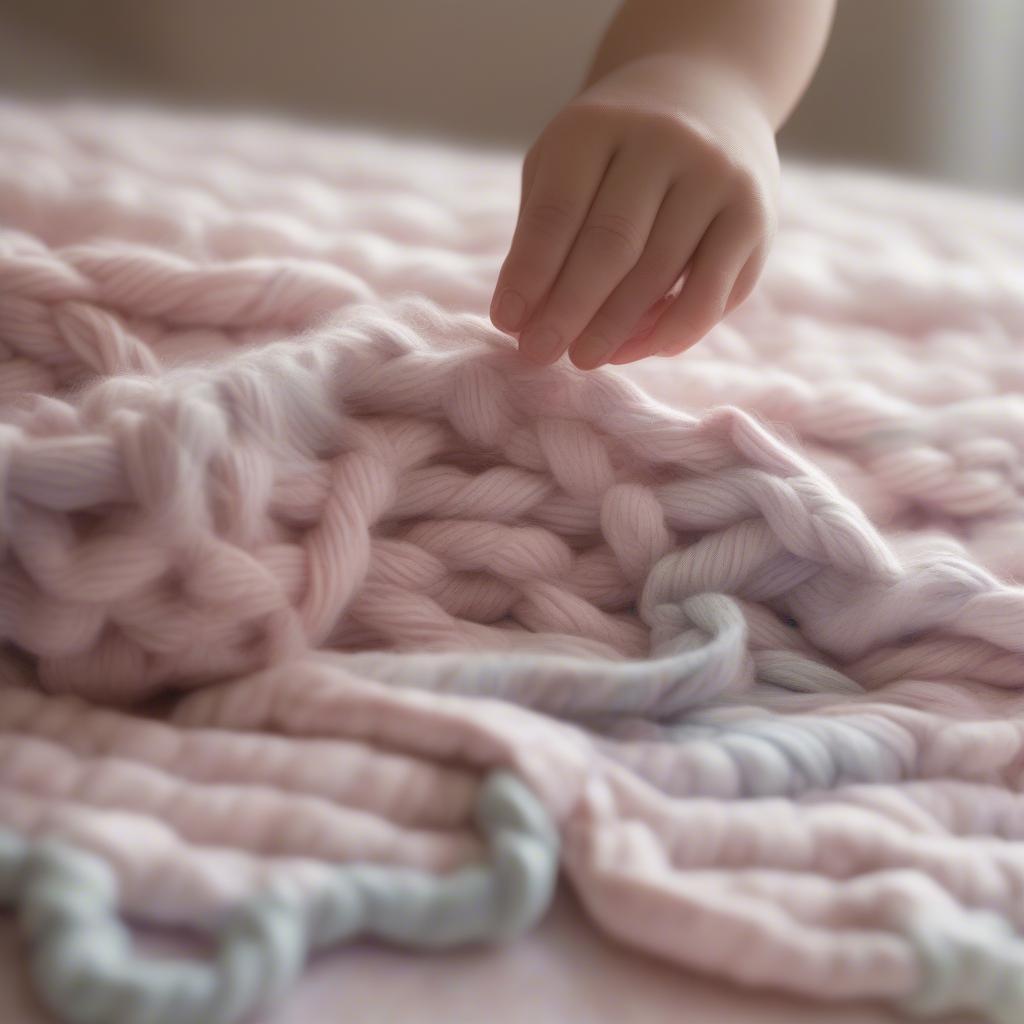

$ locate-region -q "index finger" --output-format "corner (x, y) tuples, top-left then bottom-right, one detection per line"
(490, 122), (614, 335)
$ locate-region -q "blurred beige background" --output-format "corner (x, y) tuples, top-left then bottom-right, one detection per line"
(0, 0), (1021, 194)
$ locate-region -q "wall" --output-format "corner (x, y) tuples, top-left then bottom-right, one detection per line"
(0, 0), (1021, 194)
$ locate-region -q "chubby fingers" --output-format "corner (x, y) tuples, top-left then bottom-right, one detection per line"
(610, 202), (762, 365)
(490, 119), (614, 340)
(566, 177), (720, 369)
(514, 147), (674, 365)
(656, 244), (766, 358)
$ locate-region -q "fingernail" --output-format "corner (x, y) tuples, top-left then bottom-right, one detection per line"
(520, 325), (562, 363)
(571, 336), (613, 369)
(493, 289), (526, 331)
(610, 335), (658, 365)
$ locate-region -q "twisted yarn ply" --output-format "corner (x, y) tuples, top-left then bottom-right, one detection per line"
(3, 99), (1024, 1023)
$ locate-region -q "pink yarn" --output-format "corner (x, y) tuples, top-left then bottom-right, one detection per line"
(3, 99), (1024, 1021)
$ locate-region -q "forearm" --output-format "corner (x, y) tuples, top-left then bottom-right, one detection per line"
(582, 0), (836, 129)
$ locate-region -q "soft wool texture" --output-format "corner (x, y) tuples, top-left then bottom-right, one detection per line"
(2, 99), (1024, 1024)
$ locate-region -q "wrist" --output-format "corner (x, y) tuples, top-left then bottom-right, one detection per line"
(581, 0), (833, 131)
(583, 49), (767, 116)
(577, 51), (778, 158)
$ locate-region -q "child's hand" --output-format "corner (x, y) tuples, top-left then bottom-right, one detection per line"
(489, 53), (780, 369)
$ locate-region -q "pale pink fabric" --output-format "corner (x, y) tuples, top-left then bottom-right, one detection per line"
(1, 893), (951, 1024)
(3, 99), (1024, 1019)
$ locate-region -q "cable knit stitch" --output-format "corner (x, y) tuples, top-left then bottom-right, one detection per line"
(2, 99), (1024, 1023)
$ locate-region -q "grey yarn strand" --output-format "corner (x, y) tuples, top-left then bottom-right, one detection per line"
(0, 770), (559, 1024)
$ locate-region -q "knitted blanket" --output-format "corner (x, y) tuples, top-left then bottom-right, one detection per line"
(2, 99), (1024, 1024)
